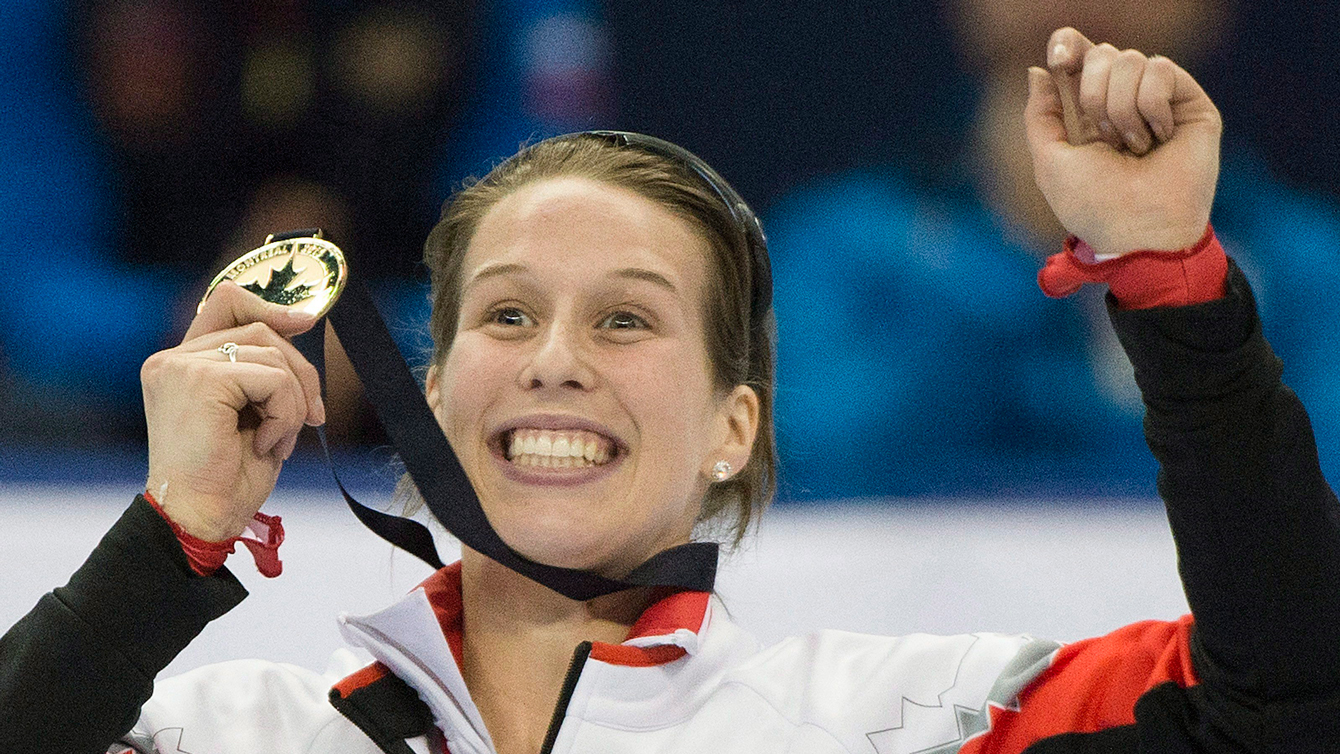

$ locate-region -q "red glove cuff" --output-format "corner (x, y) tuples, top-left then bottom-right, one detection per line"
(143, 490), (284, 578)
(1037, 225), (1227, 309)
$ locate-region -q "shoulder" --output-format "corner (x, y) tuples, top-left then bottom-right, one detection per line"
(736, 629), (1056, 707)
(122, 655), (379, 752)
(723, 629), (1058, 753)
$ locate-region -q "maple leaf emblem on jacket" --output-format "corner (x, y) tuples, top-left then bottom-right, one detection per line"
(243, 257), (314, 306)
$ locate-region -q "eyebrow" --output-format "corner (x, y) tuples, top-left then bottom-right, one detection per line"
(613, 267), (678, 294)
(464, 263), (679, 295)
(464, 262), (526, 292)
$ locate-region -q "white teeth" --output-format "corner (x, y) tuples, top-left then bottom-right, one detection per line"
(503, 428), (616, 468)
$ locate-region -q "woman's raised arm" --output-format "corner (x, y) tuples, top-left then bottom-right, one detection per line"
(0, 282), (325, 752)
(143, 279), (325, 540)
(990, 27), (1340, 752)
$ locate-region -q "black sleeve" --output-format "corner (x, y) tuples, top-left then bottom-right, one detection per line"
(1108, 260), (1340, 752)
(0, 495), (248, 753)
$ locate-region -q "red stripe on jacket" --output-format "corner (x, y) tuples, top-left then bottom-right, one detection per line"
(964, 615), (1199, 754)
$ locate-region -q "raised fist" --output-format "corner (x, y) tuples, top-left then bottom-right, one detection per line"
(1025, 27), (1222, 258)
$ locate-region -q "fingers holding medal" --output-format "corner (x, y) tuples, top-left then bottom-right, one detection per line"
(178, 319), (326, 427)
(141, 232), (340, 541)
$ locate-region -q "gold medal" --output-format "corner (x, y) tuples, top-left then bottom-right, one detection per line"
(199, 230), (347, 318)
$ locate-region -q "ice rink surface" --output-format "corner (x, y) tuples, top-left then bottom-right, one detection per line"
(1, 485), (1189, 679)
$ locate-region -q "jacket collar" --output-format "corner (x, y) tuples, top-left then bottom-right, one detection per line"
(335, 561), (717, 750)
(392, 561), (713, 669)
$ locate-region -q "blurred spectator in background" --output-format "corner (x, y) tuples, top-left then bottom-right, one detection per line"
(7, 0), (1333, 503)
(432, 0), (612, 190)
(2, 0), (476, 446)
(0, 0), (169, 443)
(764, 0), (1340, 498)
(0, 0), (613, 447)
(76, 0), (472, 278)
(1, 0), (610, 449)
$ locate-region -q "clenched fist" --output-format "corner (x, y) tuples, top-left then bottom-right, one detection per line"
(1026, 27), (1222, 258)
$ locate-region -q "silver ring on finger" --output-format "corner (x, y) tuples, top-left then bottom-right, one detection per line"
(218, 342), (240, 363)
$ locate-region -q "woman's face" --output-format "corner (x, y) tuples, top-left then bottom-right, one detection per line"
(427, 176), (758, 576)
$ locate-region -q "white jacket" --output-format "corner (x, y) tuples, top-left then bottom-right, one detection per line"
(115, 562), (1199, 754)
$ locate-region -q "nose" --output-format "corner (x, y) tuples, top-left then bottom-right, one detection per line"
(518, 320), (595, 393)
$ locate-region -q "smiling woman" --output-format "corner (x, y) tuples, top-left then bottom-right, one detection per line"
(425, 176), (749, 572)
(3, 28), (1340, 754)
(415, 135), (776, 556)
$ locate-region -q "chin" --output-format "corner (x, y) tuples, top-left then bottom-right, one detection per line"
(473, 464), (699, 576)
(490, 507), (624, 572)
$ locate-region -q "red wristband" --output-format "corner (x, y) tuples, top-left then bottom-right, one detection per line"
(143, 490), (284, 578)
(1037, 225), (1227, 309)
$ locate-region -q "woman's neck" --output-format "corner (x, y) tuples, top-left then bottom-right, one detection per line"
(458, 548), (653, 754)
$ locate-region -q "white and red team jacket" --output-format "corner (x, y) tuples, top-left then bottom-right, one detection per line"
(116, 561), (1195, 754)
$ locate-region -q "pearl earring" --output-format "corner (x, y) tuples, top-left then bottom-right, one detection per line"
(711, 460), (733, 481)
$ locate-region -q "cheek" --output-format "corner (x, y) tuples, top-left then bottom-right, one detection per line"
(434, 334), (511, 441)
(615, 344), (718, 461)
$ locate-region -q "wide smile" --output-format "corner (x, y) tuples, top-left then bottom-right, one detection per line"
(489, 417), (626, 485)
(504, 428), (615, 468)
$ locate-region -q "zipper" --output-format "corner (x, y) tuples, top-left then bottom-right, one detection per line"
(539, 641), (592, 754)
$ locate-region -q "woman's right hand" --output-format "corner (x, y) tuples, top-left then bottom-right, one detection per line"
(142, 281), (325, 541)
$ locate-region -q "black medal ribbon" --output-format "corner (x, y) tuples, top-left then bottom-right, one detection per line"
(301, 267), (719, 601)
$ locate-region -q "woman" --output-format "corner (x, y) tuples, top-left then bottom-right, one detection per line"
(3, 28), (1338, 753)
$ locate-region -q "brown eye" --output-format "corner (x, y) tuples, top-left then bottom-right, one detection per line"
(493, 307), (532, 326)
(601, 311), (646, 330)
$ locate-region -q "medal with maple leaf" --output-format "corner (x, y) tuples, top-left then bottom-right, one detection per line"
(200, 231), (348, 318)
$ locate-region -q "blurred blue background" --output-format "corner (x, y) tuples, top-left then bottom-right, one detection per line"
(2, 0), (1338, 500)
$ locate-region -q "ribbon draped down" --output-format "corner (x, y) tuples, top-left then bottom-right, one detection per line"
(297, 264), (719, 601)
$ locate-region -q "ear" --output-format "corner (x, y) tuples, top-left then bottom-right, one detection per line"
(425, 363), (442, 413)
(702, 384), (761, 481)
